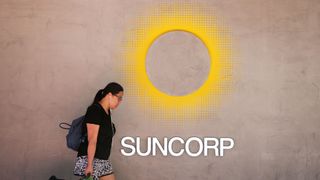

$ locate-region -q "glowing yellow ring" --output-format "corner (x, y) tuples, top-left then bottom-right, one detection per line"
(122, 3), (232, 120)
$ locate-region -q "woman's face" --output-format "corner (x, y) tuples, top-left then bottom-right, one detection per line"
(109, 91), (124, 109)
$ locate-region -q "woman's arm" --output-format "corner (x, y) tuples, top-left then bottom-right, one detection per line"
(86, 123), (99, 175)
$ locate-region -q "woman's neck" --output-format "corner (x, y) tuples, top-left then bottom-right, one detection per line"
(99, 100), (110, 115)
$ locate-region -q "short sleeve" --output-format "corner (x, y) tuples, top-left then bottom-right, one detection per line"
(84, 104), (102, 125)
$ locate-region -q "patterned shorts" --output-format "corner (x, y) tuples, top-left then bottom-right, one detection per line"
(73, 156), (113, 180)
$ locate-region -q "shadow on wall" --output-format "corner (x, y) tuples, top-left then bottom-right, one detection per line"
(49, 175), (64, 180)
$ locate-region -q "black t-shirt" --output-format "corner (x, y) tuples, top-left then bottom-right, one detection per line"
(77, 103), (116, 160)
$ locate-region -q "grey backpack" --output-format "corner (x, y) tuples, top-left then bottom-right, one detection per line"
(59, 115), (86, 151)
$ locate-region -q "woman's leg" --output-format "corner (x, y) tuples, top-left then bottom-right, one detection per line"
(99, 173), (115, 180)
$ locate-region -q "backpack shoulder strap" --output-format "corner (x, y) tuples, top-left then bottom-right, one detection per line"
(59, 122), (71, 130)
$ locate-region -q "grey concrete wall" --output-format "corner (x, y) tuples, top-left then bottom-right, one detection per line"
(0, 0), (319, 180)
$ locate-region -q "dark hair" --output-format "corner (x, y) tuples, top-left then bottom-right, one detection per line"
(92, 82), (124, 105)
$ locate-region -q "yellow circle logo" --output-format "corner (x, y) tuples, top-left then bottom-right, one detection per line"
(121, 2), (233, 122)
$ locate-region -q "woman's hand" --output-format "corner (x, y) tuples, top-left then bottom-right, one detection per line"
(85, 164), (93, 177)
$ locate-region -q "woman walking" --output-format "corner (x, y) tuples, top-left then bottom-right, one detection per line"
(74, 82), (124, 180)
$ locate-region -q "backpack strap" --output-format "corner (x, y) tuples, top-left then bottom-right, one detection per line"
(59, 122), (71, 130)
(59, 103), (101, 130)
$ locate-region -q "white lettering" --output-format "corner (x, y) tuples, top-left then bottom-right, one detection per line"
(120, 137), (135, 156)
(120, 136), (234, 157)
(185, 137), (203, 157)
(219, 138), (234, 156)
(168, 137), (184, 157)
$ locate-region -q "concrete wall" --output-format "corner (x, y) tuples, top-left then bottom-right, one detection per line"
(0, 0), (319, 179)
